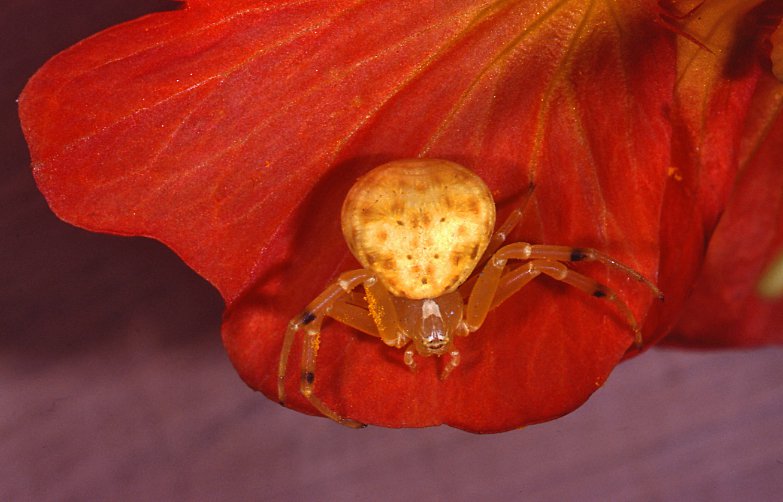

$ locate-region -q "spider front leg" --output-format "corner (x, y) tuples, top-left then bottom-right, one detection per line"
(465, 243), (660, 346)
(278, 269), (376, 428)
(478, 182), (535, 266)
(460, 183), (535, 298)
(524, 244), (663, 299)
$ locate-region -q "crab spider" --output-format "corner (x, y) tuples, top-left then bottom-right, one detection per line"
(278, 159), (662, 427)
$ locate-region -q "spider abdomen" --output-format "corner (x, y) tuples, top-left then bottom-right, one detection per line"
(341, 159), (496, 299)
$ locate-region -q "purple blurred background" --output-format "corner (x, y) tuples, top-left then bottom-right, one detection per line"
(2, 1), (782, 500)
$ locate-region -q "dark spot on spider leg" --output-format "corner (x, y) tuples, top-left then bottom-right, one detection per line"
(593, 285), (609, 298)
(302, 371), (315, 385)
(301, 311), (317, 325)
(570, 248), (589, 261)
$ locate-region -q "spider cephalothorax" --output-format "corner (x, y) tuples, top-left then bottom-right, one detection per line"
(277, 159), (662, 427)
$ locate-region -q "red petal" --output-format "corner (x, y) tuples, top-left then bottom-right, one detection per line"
(20, 1), (676, 431)
(669, 72), (783, 346)
(658, 1), (783, 347)
(773, 18), (783, 80)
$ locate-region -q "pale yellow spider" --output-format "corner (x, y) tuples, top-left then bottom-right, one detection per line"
(278, 159), (662, 427)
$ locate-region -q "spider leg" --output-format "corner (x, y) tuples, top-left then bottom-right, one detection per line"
(465, 252), (512, 331)
(490, 260), (643, 346)
(460, 183), (534, 298)
(363, 276), (408, 348)
(525, 244), (663, 299)
(478, 182), (535, 266)
(277, 269), (374, 428)
(466, 241), (652, 346)
(328, 299), (379, 338)
(298, 314), (365, 428)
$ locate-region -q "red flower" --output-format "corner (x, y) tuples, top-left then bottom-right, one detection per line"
(19, 0), (783, 432)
